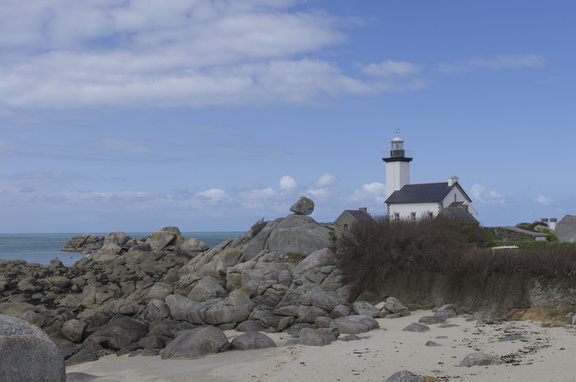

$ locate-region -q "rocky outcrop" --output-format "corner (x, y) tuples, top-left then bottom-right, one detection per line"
(0, 210), (398, 367)
(0, 314), (65, 381)
(61, 234), (104, 254)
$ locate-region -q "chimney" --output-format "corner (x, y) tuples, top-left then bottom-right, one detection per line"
(550, 218), (557, 231)
(448, 176), (459, 186)
(359, 207), (368, 213)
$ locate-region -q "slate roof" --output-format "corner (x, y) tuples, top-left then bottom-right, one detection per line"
(385, 182), (452, 204)
(441, 207), (479, 224)
(555, 215), (576, 242)
(346, 210), (373, 222)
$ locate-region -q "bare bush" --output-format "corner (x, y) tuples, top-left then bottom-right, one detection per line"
(334, 216), (576, 313)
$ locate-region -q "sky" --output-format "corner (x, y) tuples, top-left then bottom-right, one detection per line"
(1, 0), (575, 233)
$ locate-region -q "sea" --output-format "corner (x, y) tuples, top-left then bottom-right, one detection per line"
(0, 232), (244, 267)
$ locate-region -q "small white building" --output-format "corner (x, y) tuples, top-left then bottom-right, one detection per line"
(382, 135), (478, 222)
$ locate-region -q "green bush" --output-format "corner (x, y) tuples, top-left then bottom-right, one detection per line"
(250, 218), (267, 237)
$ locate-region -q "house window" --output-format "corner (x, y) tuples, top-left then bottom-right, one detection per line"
(411, 212), (416, 221)
(428, 211), (434, 219)
(343, 224), (349, 231)
(394, 213), (400, 221)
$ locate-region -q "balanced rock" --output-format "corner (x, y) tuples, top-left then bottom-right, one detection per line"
(0, 314), (65, 382)
(290, 196), (314, 215)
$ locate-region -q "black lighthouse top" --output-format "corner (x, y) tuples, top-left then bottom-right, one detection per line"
(383, 136), (413, 163)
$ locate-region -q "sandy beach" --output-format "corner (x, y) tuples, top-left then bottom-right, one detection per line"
(66, 310), (576, 381)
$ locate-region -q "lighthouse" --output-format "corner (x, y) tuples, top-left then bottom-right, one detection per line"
(383, 134), (413, 198)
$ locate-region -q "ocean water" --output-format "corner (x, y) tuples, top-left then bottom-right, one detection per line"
(0, 232), (244, 266)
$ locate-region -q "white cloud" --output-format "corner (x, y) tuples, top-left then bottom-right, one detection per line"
(358, 61), (421, 77)
(0, 1), (388, 110)
(240, 187), (277, 200)
(349, 182), (387, 203)
(279, 175), (297, 191)
(315, 173), (337, 188)
(470, 184), (506, 205)
(438, 54), (546, 74)
(536, 195), (552, 206)
(196, 188), (227, 203)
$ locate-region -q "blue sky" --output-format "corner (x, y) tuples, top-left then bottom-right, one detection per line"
(1, 0), (574, 233)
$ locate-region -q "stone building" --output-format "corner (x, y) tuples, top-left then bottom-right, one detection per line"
(334, 208), (373, 236)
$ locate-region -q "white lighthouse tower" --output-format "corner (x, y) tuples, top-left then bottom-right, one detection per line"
(383, 134), (413, 198)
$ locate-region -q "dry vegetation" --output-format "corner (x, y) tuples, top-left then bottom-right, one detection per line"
(334, 216), (576, 313)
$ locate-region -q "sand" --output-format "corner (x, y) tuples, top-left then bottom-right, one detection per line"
(66, 310), (576, 381)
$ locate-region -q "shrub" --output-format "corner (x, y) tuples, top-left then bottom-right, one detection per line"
(334, 216), (576, 313)
(250, 218), (267, 237)
(334, 216), (487, 297)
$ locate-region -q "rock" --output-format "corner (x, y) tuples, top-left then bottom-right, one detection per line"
(353, 301), (381, 318)
(20, 310), (46, 327)
(402, 323), (430, 332)
(104, 231), (129, 246)
(290, 196), (315, 215)
(180, 238), (209, 255)
(0, 313), (65, 381)
(230, 331), (276, 350)
(140, 299), (171, 323)
(38, 276), (71, 292)
(459, 352), (504, 367)
(301, 287), (340, 311)
(84, 316), (148, 351)
(385, 370), (439, 382)
(418, 316), (446, 325)
(201, 290), (254, 326)
(299, 327), (338, 346)
(266, 215), (332, 256)
(314, 316), (332, 328)
(425, 340), (441, 347)
(65, 349), (99, 366)
(188, 277), (227, 302)
(0, 302), (36, 318)
(331, 304), (352, 318)
(293, 247), (335, 275)
(148, 227), (183, 250)
(298, 305), (329, 324)
(137, 335), (167, 350)
(146, 282), (174, 300)
(235, 320), (266, 332)
(160, 326), (229, 360)
(434, 308), (456, 319)
(65, 372), (100, 382)
(330, 315), (379, 334)
(102, 298), (140, 316)
(384, 297), (410, 316)
(165, 294), (205, 325)
(61, 319), (87, 343)
(61, 234), (104, 254)
(49, 258), (65, 268)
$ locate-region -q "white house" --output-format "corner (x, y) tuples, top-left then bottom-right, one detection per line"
(382, 135), (478, 222)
